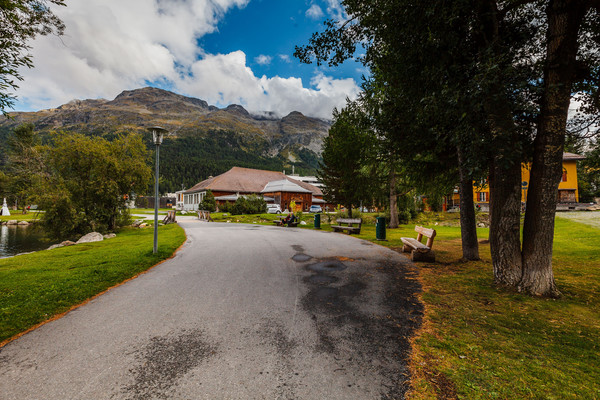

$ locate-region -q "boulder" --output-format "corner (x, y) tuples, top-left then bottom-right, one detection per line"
(6, 220), (18, 225)
(47, 240), (76, 250)
(131, 219), (144, 227)
(139, 223), (148, 228)
(17, 221), (30, 226)
(76, 232), (104, 244)
(103, 233), (117, 239)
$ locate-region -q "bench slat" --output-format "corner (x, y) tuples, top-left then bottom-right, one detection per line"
(401, 237), (429, 250)
(415, 225), (436, 239)
(336, 218), (362, 224)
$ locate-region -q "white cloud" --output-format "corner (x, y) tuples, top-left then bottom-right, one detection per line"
(323, 0), (346, 20)
(13, 0), (359, 119)
(306, 4), (324, 20)
(279, 54), (291, 63)
(254, 55), (272, 65)
(176, 52), (359, 119)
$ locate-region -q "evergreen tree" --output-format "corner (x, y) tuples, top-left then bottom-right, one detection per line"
(200, 190), (216, 212)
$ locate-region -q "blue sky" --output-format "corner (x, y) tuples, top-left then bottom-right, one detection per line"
(13, 0), (363, 119)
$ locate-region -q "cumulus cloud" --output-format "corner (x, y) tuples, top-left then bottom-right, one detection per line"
(176, 52), (359, 119)
(306, 4), (324, 20)
(278, 54), (291, 63)
(13, 0), (358, 119)
(254, 55), (272, 65)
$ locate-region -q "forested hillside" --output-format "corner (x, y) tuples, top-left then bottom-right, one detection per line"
(0, 87), (329, 194)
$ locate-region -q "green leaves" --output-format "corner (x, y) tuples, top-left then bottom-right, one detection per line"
(39, 132), (152, 239)
(0, 0), (66, 114)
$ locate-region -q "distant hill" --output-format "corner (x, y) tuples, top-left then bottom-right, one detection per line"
(0, 87), (330, 193)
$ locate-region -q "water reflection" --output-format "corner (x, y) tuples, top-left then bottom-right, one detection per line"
(0, 224), (55, 258)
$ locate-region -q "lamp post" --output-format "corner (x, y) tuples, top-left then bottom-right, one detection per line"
(149, 126), (169, 254)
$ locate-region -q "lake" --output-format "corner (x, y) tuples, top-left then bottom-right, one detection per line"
(0, 224), (55, 258)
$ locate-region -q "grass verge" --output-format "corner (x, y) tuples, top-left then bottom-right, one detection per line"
(0, 224), (186, 345)
(282, 212), (598, 398)
(347, 216), (598, 400)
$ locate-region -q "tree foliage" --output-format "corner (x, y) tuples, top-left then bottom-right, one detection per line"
(0, 0), (65, 114)
(199, 189), (216, 212)
(37, 132), (151, 239)
(4, 123), (45, 210)
(318, 103), (378, 217)
(297, 1), (600, 296)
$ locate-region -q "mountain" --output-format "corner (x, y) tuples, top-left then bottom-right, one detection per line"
(0, 87), (331, 192)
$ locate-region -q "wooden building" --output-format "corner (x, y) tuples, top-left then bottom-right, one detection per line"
(444, 152), (585, 211)
(182, 167), (324, 212)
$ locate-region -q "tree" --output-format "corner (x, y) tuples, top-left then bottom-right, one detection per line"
(578, 139), (600, 201)
(200, 189), (216, 212)
(38, 132), (151, 239)
(296, 1), (600, 296)
(318, 103), (378, 217)
(1, 0), (65, 114)
(5, 123), (46, 211)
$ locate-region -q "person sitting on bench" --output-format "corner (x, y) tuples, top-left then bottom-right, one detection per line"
(283, 211), (297, 227)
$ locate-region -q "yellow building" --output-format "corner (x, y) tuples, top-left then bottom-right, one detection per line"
(472, 152), (585, 208)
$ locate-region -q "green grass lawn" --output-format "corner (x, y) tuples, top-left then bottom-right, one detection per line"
(0, 224), (186, 345)
(348, 216), (599, 400)
(288, 212), (598, 399)
(0, 211), (44, 222)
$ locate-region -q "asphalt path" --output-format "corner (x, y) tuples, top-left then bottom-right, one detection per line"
(0, 221), (423, 399)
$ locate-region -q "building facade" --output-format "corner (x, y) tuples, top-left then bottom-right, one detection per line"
(471, 152), (585, 210)
(182, 167), (324, 212)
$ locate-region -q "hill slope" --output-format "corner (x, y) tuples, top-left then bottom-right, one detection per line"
(0, 87), (330, 192)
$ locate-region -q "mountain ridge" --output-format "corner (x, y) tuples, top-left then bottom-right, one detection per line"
(0, 87), (331, 192)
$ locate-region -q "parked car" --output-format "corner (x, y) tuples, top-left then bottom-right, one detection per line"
(266, 204), (282, 214)
(309, 205), (322, 213)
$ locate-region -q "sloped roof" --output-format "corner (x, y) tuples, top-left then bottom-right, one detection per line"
(261, 179), (312, 194)
(563, 152), (585, 161)
(184, 167), (322, 195)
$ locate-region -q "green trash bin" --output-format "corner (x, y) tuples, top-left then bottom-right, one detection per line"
(314, 213), (321, 229)
(376, 216), (386, 240)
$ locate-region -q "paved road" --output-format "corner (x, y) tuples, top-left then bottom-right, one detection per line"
(0, 221), (423, 399)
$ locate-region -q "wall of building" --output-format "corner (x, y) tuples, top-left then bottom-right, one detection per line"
(472, 160), (581, 205)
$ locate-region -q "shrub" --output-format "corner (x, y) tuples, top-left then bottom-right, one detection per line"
(230, 195), (267, 215)
(200, 190), (216, 212)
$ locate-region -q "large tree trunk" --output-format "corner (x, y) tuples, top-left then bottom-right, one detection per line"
(489, 157), (523, 286)
(476, 0), (523, 287)
(521, 0), (586, 297)
(457, 147), (479, 261)
(388, 166), (399, 229)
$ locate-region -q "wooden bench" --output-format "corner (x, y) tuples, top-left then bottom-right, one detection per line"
(331, 218), (362, 234)
(401, 226), (436, 262)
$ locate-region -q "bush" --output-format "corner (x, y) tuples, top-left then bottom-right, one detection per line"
(230, 195), (267, 215)
(200, 190), (217, 212)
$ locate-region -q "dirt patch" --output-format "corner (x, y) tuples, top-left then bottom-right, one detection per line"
(121, 329), (217, 399)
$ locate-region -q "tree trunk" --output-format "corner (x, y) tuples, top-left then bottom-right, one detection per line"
(457, 147), (479, 261)
(388, 166), (399, 229)
(521, 0), (586, 297)
(489, 157), (523, 287)
(347, 204), (353, 218)
(476, 0), (523, 287)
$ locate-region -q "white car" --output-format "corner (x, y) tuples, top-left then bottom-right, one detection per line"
(309, 205), (322, 213)
(266, 204), (282, 214)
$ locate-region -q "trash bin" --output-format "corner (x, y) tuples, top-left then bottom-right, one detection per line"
(376, 216), (386, 240)
(314, 213), (321, 229)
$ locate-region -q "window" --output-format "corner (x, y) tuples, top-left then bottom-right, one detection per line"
(478, 192), (488, 202)
(561, 168), (567, 182)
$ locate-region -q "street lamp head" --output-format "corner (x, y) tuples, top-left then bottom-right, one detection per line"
(148, 126), (169, 145)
